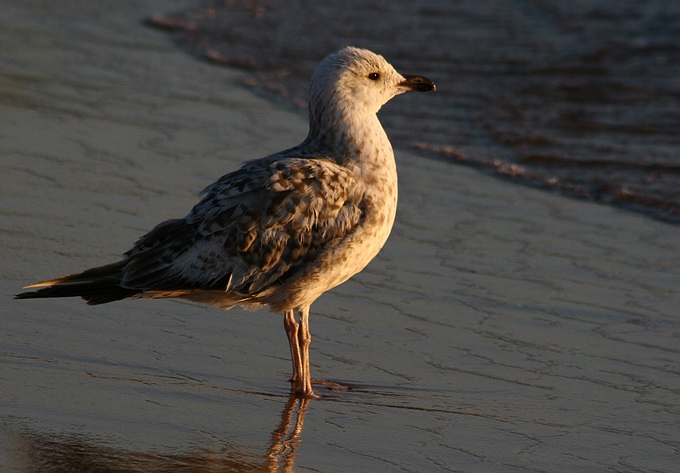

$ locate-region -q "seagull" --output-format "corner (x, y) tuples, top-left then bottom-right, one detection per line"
(16, 46), (435, 398)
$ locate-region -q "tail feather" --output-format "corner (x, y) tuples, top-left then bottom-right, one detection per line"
(15, 260), (140, 305)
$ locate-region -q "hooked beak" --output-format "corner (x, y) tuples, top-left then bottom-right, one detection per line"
(400, 74), (436, 92)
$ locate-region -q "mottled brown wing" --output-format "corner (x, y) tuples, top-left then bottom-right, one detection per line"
(120, 157), (365, 295)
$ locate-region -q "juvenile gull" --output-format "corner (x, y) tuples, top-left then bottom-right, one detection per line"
(16, 46), (435, 397)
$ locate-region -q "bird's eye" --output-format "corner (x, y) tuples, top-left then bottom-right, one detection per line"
(368, 72), (380, 81)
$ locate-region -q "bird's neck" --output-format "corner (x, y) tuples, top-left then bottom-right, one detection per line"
(306, 106), (398, 229)
(305, 107), (393, 169)
(303, 103), (399, 241)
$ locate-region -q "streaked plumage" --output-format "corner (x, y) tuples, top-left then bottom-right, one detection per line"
(16, 46), (435, 397)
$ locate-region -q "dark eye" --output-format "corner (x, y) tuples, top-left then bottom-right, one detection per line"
(368, 72), (380, 81)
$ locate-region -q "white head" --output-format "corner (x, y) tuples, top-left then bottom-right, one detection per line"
(307, 46), (435, 125)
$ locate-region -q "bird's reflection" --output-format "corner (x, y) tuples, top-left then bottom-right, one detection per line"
(267, 396), (309, 472)
(4, 394), (311, 472)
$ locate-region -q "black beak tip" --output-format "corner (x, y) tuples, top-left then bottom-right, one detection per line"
(402, 74), (436, 92)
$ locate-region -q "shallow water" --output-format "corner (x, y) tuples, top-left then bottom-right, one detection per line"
(1, 1), (679, 472)
(148, 0), (680, 223)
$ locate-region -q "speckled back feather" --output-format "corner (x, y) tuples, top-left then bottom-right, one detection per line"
(121, 156), (364, 299)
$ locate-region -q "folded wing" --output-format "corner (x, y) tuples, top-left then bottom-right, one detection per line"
(121, 157), (365, 298)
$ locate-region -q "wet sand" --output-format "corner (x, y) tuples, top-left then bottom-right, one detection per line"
(1, 1), (679, 472)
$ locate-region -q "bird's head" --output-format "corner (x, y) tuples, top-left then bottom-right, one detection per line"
(308, 46), (435, 119)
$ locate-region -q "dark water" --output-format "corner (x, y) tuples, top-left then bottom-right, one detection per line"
(147, 0), (680, 223)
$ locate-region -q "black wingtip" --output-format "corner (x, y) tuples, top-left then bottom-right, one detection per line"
(15, 285), (139, 305)
(14, 260), (138, 305)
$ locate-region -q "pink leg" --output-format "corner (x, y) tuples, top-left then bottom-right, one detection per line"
(283, 308), (315, 397)
(284, 310), (302, 385)
(297, 306), (314, 396)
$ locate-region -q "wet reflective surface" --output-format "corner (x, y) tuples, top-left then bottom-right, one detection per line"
(2, 1), (679, 471)
(3, 396), (308, 472)
(149, 0), (680, 223)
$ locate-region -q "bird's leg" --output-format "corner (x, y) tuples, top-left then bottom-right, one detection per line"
(296, 306), (314, 397)
(284, 308), (316, 397)
(283, 310), (302, 386)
